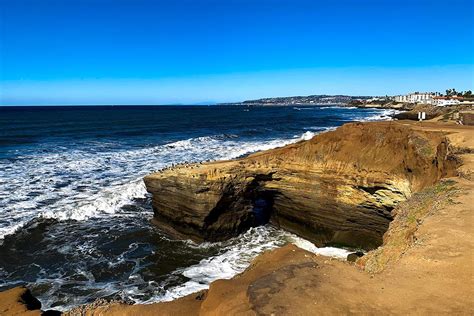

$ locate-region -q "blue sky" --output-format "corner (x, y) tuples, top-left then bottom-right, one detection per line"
(1, 0), (473, 105)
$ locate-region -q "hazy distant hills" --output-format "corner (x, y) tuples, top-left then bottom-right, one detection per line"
(220, 95), (374, 106)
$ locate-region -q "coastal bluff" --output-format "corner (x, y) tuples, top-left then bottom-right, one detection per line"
(144, 122), (456, 249)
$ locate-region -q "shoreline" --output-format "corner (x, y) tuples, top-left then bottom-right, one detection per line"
(2, 115), (473, 315)
(218, 102), (411, 110)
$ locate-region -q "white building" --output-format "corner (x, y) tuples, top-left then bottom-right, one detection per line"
(394, 95), (409, 103)
(394, 92), (439, 104)
(432, 96), (463, 107)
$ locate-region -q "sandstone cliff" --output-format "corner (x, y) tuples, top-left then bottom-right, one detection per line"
(144, 122), (456, 249)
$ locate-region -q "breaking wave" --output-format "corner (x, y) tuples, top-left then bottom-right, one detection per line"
(361, 109), (401, 121)
(0, 131), (325, 240)
(154, 226), (351, 303)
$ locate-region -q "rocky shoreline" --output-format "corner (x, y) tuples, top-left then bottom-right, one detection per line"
(2, 119), (473, 315)
(144, 122), (456, 249)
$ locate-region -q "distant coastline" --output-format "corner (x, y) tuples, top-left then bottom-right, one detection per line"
(219, 91), (474, 112)
(218, 94), (414, 111)
(219, 94), (370, 106)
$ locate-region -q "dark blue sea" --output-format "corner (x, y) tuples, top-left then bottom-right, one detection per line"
(0, 105), (397, 310)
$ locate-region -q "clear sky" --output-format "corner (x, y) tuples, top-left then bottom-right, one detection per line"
(1, 0), (473, 105)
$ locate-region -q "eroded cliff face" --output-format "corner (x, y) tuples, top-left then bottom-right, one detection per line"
(144, 122), (456, 249)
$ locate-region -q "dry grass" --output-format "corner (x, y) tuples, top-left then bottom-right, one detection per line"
(358, 179), (459, 273)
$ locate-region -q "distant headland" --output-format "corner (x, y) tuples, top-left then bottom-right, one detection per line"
(219, 89), (474, 110)
(219, 95), (371, 106)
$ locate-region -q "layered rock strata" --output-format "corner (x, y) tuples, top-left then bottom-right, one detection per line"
(144, 122), (456, 249)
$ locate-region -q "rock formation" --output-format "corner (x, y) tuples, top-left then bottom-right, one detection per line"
(144, 122), (456, 249)
(0, 286), (42, 315)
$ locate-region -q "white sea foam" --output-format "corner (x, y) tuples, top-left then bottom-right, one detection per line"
(293, 107), (317, 110)
(318, 106), (354, 110)
(360, 109), (401, 121)
(288, 235), (351, 259)
(0, 131), (320, 240)
(146, 226), (351, 304)
(299, 131), (316, 141)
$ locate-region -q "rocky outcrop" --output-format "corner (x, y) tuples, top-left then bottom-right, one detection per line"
(0, 286), (43, 315)
(144, 122), (456, 249)
(393, 104), (474, 121)
(351, 101), (414, 111)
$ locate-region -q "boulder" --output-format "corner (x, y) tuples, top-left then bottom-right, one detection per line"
(0, 286), (42, 316)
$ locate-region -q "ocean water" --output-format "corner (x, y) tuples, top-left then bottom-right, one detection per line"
(0, 105), (397, 310)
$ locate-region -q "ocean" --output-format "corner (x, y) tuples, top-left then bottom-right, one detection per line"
(0, 105), (397, 310)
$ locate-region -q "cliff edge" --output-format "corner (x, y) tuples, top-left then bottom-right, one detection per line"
(144, 122), (456, 249)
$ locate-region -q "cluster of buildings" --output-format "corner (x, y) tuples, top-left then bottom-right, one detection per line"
(432, 96), (466, 106)
(393, 92), (468, 107)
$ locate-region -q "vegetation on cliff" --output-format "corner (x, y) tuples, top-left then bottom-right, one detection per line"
(359, 179), (459, 273)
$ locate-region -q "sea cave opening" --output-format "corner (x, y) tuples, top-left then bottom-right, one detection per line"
(251, 191), (274, 227)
